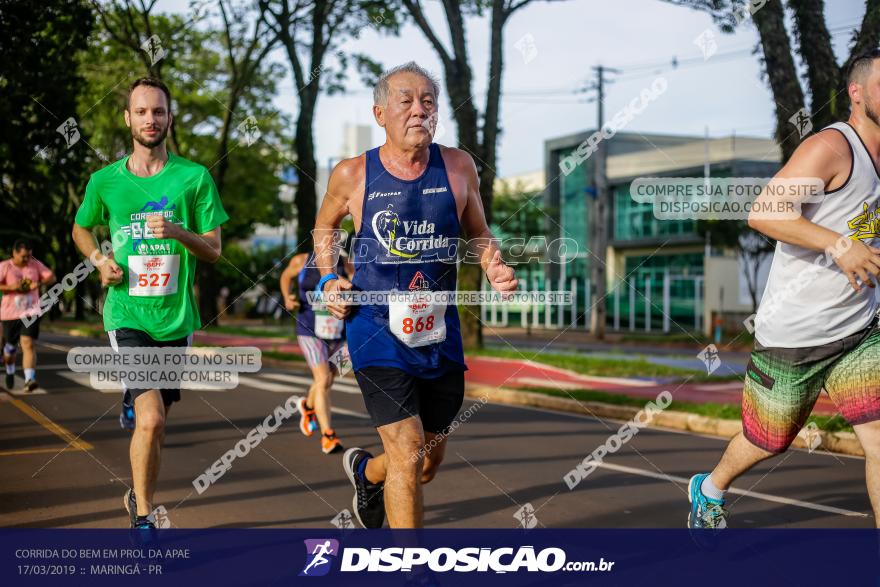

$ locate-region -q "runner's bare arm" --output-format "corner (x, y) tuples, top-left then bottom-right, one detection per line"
(749, 129), (880, 291)
(72, 222), (123, 286)
(315, 157), (362, 318)
(280, 253), (308, 311)
(0, 264), (18, 292)
(452, 149), (518, 294)
(145, 215), (222, 263)
(37, 268), (56, 289)
(749, 130), (852, 250)
(315, 157), (360, 276)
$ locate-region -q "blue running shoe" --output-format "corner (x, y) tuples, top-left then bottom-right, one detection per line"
(128, 517), (158, 547)
(120, 398), (135, 431)
(688, 473), (728, 529)
(133, 518), (156, 529)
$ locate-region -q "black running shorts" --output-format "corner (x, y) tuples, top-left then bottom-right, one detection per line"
(354, 366), (465, 434)
(108, 327), (192, 407)
(2, 318), (40, 346)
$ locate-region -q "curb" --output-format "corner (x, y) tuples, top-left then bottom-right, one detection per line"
(465, 384), (864, 458)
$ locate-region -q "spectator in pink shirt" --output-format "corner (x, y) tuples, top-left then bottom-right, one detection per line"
(0, 240), (55, 392)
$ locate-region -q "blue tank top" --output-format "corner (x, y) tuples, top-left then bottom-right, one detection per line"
(296, 252), (346, 339)
(346, 143), (466, 377)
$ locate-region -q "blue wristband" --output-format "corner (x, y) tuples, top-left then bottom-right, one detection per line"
(315, 273), (339, 294)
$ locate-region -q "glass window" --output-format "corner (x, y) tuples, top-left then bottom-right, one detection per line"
(613, 183), (697, 240)
(605, 252), (704, 330)
(559, 150), (589, 248)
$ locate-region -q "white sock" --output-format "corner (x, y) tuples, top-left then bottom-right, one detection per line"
(24, 368), (35, 381)
(3, 343), (15, 355)
(701, 474), (726, 500)
(5, 363), (14, 375)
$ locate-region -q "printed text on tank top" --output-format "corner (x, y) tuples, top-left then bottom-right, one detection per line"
(755, 122), (880, 348)
(346, 143), (465, 372)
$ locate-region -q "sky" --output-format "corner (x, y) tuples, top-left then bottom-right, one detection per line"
(161, 0), (868, 177)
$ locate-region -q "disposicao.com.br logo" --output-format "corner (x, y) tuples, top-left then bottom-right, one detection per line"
(300, 539), (339, 577)
(299, 540), (614, 575)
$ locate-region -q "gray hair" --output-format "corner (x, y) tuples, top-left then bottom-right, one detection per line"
(373, 62), (440, 106)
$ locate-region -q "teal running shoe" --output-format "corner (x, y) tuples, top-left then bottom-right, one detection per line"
(688, 473), (729, 529)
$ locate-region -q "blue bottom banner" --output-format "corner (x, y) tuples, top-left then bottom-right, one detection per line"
(1, 529), (878, 586)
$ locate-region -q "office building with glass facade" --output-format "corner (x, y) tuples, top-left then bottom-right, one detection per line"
(542, 130), (781, 334)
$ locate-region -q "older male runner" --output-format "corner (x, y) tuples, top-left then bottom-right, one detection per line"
(688, 50), (880, 529)
(313, 62), (517, 528)
(73, 77), (228, 529)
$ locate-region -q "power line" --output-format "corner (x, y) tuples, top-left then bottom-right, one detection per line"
(504, 19), (862, 98)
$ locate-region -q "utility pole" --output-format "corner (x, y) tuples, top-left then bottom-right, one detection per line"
(588, 65), (619, 339)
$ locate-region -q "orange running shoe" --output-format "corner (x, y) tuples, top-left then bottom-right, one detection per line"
(321, 429), (344, 454)
(297, 397), (317, 437)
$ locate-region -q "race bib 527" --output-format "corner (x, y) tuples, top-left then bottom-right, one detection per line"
(128, 254), (180, 297)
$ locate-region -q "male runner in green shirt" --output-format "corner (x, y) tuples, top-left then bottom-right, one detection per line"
(72, 77), (228, 529)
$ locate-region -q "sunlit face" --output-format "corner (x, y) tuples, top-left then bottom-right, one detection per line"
(374, 72), (438, 149)
(12, 247), (31, 266)
(851, 59), (880, 128)
(864, 61), (880, 127)
(125, 85), (172, 148)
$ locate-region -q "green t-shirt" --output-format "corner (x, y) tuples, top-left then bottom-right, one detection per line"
(75, 153), (229, 340)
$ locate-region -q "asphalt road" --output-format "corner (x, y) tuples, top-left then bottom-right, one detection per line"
(0, 333), (873, 529)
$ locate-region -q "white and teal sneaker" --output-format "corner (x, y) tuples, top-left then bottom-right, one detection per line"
(688, 473), (729, 529)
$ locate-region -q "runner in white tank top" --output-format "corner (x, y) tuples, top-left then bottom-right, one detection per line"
(756, 121), (880, 347)
(687, 49), (880, 531)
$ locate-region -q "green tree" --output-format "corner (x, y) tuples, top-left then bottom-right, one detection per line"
(261, 0), (394, 251)
(664, 0), (880, 162)
(81, 4), (290, 325)
(402, 0), (559, 349)
(491, 180), (546, 247)
(0, 0), (95, 317)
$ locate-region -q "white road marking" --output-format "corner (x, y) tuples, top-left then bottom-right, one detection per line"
(58, 371), (115, 391)
(235, 375), (302, 393)
(330, 407), (370, 420)
(486, 397), (866, 460)
(260, 372), (361, 394)
(591, 461), (869, 518)
(18, 363), (73, 371)
(36, 341), (74, 352)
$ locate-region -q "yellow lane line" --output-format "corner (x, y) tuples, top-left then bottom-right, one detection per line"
(3, 394), (93, 451)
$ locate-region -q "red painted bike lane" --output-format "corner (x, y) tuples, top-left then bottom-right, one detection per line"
(195, 332), (838, 415)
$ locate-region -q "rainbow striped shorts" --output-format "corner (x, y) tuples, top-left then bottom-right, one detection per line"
(744, 319), (880, 452)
